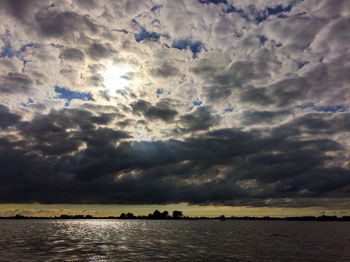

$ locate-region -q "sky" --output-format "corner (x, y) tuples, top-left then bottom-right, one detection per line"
(0, 0), (350, 217)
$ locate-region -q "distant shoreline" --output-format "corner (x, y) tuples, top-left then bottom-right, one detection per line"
(1, 215), (349, 221)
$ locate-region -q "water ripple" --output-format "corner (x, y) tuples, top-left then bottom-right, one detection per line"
(0, 220), (349, 261)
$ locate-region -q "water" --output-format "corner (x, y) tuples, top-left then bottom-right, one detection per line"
(0, 220), (349, 261)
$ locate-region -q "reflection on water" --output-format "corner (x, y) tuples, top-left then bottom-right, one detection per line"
(0, 220), (349, 261)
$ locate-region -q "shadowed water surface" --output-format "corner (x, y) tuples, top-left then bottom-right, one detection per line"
(0, 220), (349, 261)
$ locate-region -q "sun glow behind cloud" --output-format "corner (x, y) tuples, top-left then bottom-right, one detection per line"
(103, 65), (133, 96)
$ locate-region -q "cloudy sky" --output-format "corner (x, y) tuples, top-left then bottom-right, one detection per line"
(0, 0), (350, 217)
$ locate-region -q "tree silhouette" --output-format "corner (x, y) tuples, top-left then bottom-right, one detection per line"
(126, 213), (135, 219)
(153, 210), (161, 218)
(172, 210), (183, 219)
(162, 211), (169, 218)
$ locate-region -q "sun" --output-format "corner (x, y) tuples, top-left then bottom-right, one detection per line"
(103, 65), (133, 96)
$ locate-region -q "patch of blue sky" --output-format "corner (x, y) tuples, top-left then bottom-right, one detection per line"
(131, 19), (140, 26)
(224, 5), (240, 13)
(0, 43), (14, 58)
(0, 29), (38, 60)
(0, 29), (11, 42)
(117, 29), (128, 34)
(18, 43), (38, 53)
(49, 43), (64, 48)
(135, 27), (161, 42)
(257, 35), (268, 45)
(193, 100), (202, 106)
(161, 33), (170, 39)
(21, 98), (34, 107)
(297, 61), (309, 69)
(224, 106), (234, 113)
(277, 14), (289, 19)
(315, 105), (346, 113)
(199, 0), (227, 5)
(224, 4), (292, 24)
(151, 4), (162, 11)
(298, 103), (346, 113)
(233, 31), (243, 38)
(224, 5), (248, 19)
(156, 88), (164, 95)
(15, 43), (38, 61)
(296, 11), (308, 17)
(0, 30), (13, 58)
(1, 29), (11, 38)
(256, 4), (293, 23)
(1, 43), (37, 74)
(267, 5), (292, 15)
(54, 86), (94, 106)
(172, 39), (203, 58)
(189, 42), (203, 58)
(21, 59), (32, 73)
(172, 39), (191, 50)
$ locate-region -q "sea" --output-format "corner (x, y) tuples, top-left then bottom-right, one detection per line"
(0, 219), (349, 261)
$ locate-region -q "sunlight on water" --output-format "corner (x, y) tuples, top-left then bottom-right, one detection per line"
(0, 220), (349, 261)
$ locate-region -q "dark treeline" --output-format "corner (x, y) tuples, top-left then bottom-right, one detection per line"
(1, 212), (350, 221)
(119, 210), (184, 219)
(0, 210), (185, 220)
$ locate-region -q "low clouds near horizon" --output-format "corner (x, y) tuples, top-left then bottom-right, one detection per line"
(1, 0), (350, 209)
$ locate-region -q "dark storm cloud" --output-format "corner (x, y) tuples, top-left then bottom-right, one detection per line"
(16, 108), (126, 156)
(0, 116), (348, 205)
(149, 62), (180, 78)
(240, 85), (275, 106)
(75, 0), (97, 10)
(87, 43), (114, 60)
(239, 62), (348, 107)
(273, 112), (350, 136)
(0, 105), (21, 129)
(243, 77), (309, 107)
(35, 10), (97, 39)
(61, 48), (85, 61)
(89, 112), (117, 125)
(131, 99), (178, 122)
(24, 108), (117, 134)
(117, 119), (135, 128)
(0, 0), (44, 22)
(179, 106), (220, 132)
(88, 73), (104, 87)
(193, 54), (274, 101)
(270, 77), (310, 106)
(237, 142), (339, 186)
(0, 95), (348, 204)
(241, 109), (290, 125)
(0, 72), (33, 93)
